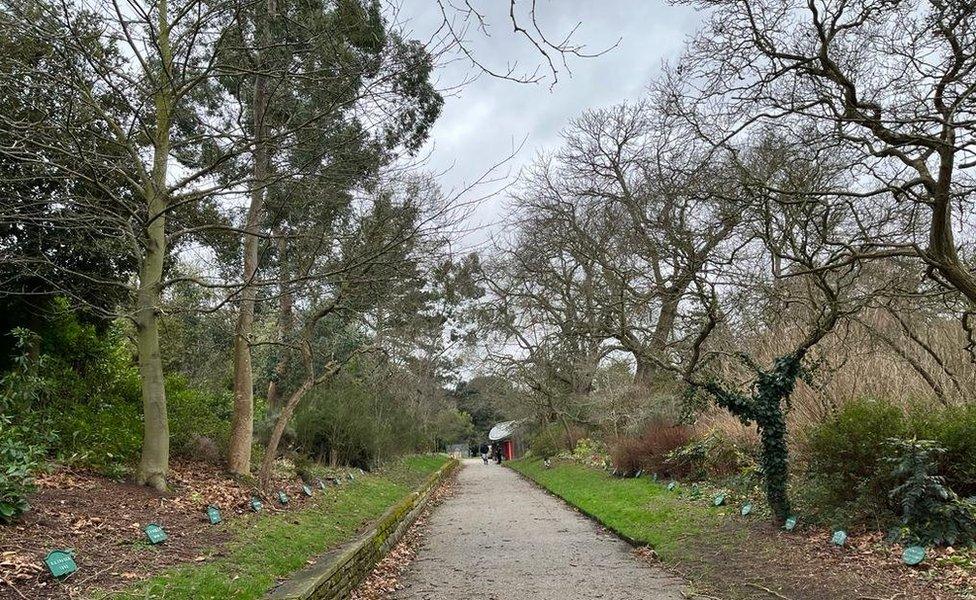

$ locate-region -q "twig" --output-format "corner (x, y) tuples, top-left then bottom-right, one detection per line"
(745, 582), (794, 600)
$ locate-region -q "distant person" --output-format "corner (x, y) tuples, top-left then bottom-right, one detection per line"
(494, 445), (503, 464)
(481, 448), (489, 464)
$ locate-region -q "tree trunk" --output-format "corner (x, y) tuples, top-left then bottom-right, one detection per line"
(136, 0), (173, 491)
(227, 9), (272, 475)
(633, 293), (680, 388)
(135, 246), (168, 491)
(259, 377), (313, 487)
(757, 406), (791, 524)
(266, 234), (293, 412)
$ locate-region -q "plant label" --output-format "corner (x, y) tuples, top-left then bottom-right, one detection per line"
(667, 481), (677, 491)
(831, 530), (847, 546)
(206, 506), (221, 525)
(44, 550), (77, 578)
(741, 503), (753, 516)
(250, 498), (263, 512)
(144, 523), (167, 544)
(903, 546), (926, 565)
(318, 479), (327, 490)
(277, 490), (289, 505)
(784, 516), (797, 531)
(713, 493), (726, 506)
(302, 484), (313, 497)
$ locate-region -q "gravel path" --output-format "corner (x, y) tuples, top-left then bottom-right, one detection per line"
(392, 459), (691, 600)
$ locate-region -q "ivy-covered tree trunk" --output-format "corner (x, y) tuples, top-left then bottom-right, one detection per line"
(755, 400), (791, 523)
(707, 355), (802, 524)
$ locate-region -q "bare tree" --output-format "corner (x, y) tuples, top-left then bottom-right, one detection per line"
(672, 0), (976, 310)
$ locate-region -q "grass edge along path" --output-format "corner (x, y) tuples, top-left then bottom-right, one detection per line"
(94, 454), (449, 600)
(507, 458), (959, 600)
(507, 458), (726, 560)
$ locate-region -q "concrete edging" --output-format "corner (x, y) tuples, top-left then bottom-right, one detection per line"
(267, 458), (459, 600)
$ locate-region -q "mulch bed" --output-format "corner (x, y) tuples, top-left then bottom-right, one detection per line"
(662, 518), (974, 600)
(0, 461), (322, 599)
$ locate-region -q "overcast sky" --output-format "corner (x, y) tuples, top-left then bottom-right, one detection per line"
(394, 1), (703, 250)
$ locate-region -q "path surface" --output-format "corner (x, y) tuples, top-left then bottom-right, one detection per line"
(393, 459), (689, 600)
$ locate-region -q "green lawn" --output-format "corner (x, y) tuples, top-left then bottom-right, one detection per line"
(97, 455), (449, 600)
(508, 458), (735, 559)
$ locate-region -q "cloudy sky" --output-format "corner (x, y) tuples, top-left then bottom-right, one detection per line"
(394, 1), (704, 250)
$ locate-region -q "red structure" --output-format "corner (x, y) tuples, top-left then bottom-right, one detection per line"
(488, 421), (522, 461)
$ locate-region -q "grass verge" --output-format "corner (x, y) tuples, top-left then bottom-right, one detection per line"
(509, 457), (958, 600)
(96, 455), (449, 600)
(508, 457), (732, 560)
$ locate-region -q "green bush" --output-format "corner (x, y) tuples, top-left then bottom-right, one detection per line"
(666, 430), (757, 482)
(801, 398), (907, 523)
(0, 415), (45, 522)
(52, 402), (142, 475)
(167, 374), (233, 456)
(911, 404), (976, 497)
(295, 376), (413, 469)
(887, 438), (976, 546)
(0, 333), (53, 521)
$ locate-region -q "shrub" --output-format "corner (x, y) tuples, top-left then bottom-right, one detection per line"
(887, 438), (976, 546)
(529, 424), (567, 459)
(0, 415), (46, 522)
(0, 330), (55, 520)
(609, 420), (692, 477)
(801, 398), (907, 521)
(666, 430), (757, 481)
(167, 375), (233, 458)
(911, 404), (976, 497)
(52, 402), (142, 475)
(571, 437), (608, 468)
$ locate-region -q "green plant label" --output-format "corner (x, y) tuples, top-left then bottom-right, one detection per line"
(302, 484), (313, 497)
(359, 469), (365, 476)
(691, 484), (701, 497)
(902, 546), (926, 565)
(713, 493), (726, 506)
(635, 469), (643, 478)
(831, 530), (847, 546)
(347, 473), (355, 481)
(44, 550), (77, 578)
(741, 503), (753, 516)
(652, 473), (658, 481)
(784, 516), (797, 531)
(277, 491), (289, 505)
(144, 523), (167, 545)
(667, 481), (677, 491)
(206, 506), (221, 525)
(250, 498), (263, 512)
(318, 479), (327, 490)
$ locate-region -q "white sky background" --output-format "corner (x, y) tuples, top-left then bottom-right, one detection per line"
(393, 0), (703, 251)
